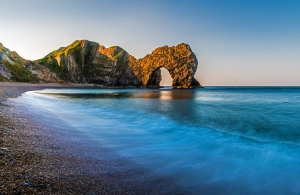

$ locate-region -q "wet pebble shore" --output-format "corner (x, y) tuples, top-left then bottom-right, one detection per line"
(0, 83), (184, 195)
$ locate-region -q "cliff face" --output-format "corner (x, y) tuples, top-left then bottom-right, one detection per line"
(38, 40), (201, 88)
(0, 43), (59, 83)
(37, 40), (141, 86)
(0, 40), (201, 88)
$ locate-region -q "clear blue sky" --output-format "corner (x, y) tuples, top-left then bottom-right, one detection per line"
(1, 0), (300, 86)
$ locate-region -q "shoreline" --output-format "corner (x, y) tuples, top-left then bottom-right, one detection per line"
(0, 82), (185, 194)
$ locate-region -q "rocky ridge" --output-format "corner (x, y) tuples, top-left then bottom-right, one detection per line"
(37, 40), (141, 87)
(1, 40), (201, 88)
(0, 43), (59, 83)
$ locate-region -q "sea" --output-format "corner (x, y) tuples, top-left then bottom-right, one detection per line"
(11, 87), (300, 194)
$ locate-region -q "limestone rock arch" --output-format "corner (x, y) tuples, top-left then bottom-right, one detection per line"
(38, 40), (201, 88)
(129, 43), (201, 88)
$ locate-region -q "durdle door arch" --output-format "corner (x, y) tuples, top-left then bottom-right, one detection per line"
(35, 40), (201, 88)
(129, 43), (201, 89)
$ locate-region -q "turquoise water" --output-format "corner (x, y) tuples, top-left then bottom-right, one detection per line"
(14, 87), (300, 194)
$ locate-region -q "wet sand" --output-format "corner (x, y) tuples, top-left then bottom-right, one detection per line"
(0, 82), (185, 195)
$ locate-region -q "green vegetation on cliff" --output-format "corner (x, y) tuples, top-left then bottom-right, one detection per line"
(37, 55), (68, 80)
(0, 45), (39, 82)
(37, 40), (85, 81)
(1, 40), (201, 88)
(36, 40), (138, 86)
(0, 43), (58, 83)
(0, 74), (8, 82)
(0, 60), (39, 82)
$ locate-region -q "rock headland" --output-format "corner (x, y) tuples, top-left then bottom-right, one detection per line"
(0, 40), (201, 88)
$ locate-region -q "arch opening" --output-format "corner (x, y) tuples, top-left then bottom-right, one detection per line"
(160, 67), (172, 87)
(146, 67), (173, 88)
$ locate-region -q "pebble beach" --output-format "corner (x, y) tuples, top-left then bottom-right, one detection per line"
(0, 83), (183, 195)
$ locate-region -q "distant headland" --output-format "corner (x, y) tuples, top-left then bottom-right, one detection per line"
(0, 40), (201, 88)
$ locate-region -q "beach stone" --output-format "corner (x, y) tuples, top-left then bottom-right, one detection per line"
(22, 182), (29, 187)
(0, 149), (6, 156)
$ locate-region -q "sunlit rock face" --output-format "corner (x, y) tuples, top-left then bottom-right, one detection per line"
(38, 40), (201, 88)
(129, 43), (201, 88)
(38, 40), (142, 86)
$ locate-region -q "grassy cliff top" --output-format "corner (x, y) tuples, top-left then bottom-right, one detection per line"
(42, 40), (127, 60)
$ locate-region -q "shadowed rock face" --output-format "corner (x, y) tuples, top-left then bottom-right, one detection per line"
(37, 40), (201, 88)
